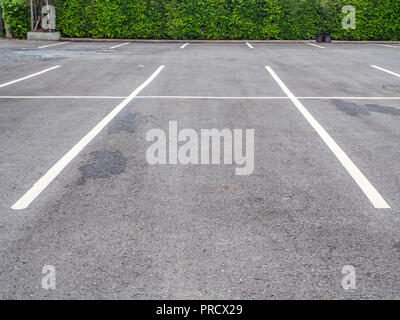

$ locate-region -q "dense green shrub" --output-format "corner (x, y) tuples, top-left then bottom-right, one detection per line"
(330, 0), (400, 40)
(1, 0), (30, 38)
(2, 0), (400, 40)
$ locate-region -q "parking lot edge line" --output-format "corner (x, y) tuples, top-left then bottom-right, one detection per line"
(38, 42), (68, 49)
(110, 42), (130, 49)
(1, 95), (400, 100)
(11, 65), (165, 210)
(138, 96), (288, 99)
(0, 66), (61, 89)
(180, 43), (189, 49)
(370, 65), (400, 78)
(265, 66), (390, 209)
(0, 96), (126, 99)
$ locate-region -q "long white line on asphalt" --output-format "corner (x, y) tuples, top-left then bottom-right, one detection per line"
(38, 42), (68, 49)
(11, 65), (165, 210)
(141, 96), (286, 99)
(370, 65), (400, 78)
(180, 43), (189, 49)
(137, 96), (400, 100)
(0, 96), (126, 99)
(265, 65), (390, 209)
(1, 95), (400, 100)
(246, 42), (254, 49)
(375, 44), (399, 48)
(0, 66), (61, 89)
(110, 42), (130, 49)
(306, 43), (325, 49)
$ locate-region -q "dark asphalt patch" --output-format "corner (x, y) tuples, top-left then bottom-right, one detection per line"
(333, 100), (400, 117)
(78, 150), (127, 184)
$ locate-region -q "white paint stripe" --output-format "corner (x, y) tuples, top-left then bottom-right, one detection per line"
(137, 96), (400, 100)
(110, 42), (129, 49)
(180, 43), (189, 49)
(306, 42), (325, 49)
(0, 66), (61, 89)
(370, 65), (400, 78)
(0, 96), (125, 99)
(265, 65), (390, 209)
(246, 42), (254, 49)
(38, 42), (68, 49)
(140, 96), (287, 99)
(375, 44), (399, 48)
(11, 66), (165, 210)
(1, 95), (400, 100)
(298, 97), (400, 100)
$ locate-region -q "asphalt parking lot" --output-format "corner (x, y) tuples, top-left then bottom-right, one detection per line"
(0, 39), (400, 299)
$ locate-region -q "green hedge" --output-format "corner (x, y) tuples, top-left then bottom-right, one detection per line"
(1, 0), (30, 38)
(2, 0), (400, 40)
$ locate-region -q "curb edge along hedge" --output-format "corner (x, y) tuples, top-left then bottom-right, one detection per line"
(2, 0), (400, 40)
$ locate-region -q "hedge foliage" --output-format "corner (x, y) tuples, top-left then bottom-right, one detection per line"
(1, 0), (30, 38)
(2, 0), (400, 40)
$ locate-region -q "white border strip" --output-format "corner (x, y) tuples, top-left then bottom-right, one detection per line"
(1, 95), (400, 100)
(11, 66), (165, 210)
(110, 42), (130, 49)
(370, 65), (400, 78)
(0, 96), (126, 99)
(38, 42), (68, 49)
(265, 65), (390, 209)
(375, 44), (399, 49)
(0, 66), (61, 89)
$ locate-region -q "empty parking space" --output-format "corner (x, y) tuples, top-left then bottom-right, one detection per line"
(1, 40), (400, 299)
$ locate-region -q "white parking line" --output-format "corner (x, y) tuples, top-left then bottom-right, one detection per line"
(375, 44), (399, 48)
(1, 95), (400, 100)
(246, 42), (254, 49)
(265, 65), (390, 209)
(0, 96), (125, 99)
(0, 66), (61, 89)
(370, 65), (400, 78)
(110, 42), (129, 49)
(38, 42), (68, 49)
(11, 66), (165, 210)
(180, 43), (189, 49)
(141, 96), (286, 99)
(306, 43), (325, 49)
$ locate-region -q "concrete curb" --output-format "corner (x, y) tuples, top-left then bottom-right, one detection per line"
(60, 38), (400, 45)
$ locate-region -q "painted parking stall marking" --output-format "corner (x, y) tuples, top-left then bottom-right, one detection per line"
(0, 66), (61, 89)
(246, 42), (254, 49)
(1, 95), (400, 101)
(110, 42), (130, 49)
(375, 44), (400, 49)
(265, 65), (390, 209)
(180, 43), (189, 49)
(370, 65), (400, 79)
(38, 42), (68, 49)
(306, 43), (325, 49)
(11, 66), (165, 210)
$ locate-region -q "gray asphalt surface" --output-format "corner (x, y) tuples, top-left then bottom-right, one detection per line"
(0, 39), (400, 299)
